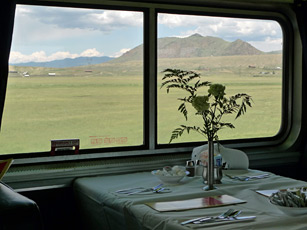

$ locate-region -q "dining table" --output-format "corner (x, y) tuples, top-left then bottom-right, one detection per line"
(73, 169), (307, 230)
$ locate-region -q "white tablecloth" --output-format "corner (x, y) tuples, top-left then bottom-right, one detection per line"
(73, 169), (307, 230)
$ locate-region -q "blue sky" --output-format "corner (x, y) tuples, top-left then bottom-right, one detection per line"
(9, 5), (283, 64)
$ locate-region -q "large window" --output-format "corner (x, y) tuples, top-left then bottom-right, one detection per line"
(157, 13), (283, 144)
(1, 5), (144, 154)
(0, 2), (289, 157)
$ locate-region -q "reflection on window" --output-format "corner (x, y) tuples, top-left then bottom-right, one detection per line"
(1, 5), (144, 154)
(157, 13), (283, 144)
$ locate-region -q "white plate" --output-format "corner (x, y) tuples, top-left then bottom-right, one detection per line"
(151, 170), (189, 184)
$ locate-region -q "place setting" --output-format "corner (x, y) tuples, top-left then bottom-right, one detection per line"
(180, 209), (256, 228)
(224, 170), (271, 182)
(225, 173), (269, 181)
(114, 183), (172, 196)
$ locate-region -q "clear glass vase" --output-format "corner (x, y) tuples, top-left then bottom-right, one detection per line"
(203, 140), (217, 190)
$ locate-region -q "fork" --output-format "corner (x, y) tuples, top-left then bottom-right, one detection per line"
(127, 184), (164, 195)
(238, 174), (269, 181)
(116, 184), (165, 195)
(194, 209), (241, 224)
(227, 210), (242, 218)
(115, 187), (143, 193)
(181, 209), (234, 225)
(226, 174), (269, 181)
(192, 209), (235, 224)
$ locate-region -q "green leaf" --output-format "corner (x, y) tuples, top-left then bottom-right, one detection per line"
(160, 78), (181, 89)
(195, 81), (211, 89)
(161, 68), (254, 143)
(178, 103), (188, 120)
(219, 122), (235, 129)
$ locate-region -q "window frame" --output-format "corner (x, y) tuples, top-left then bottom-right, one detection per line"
(1, 0), (298, 165)
(154, 8), (292, 150)
(4, 1), (150, 158)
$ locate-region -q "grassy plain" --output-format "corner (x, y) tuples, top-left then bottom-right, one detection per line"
(2, 54), (282, 154)
(157, 54), (282, 143)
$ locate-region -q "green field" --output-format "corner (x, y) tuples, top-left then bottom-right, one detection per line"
(158, 54), (282, 143)
(1, 54), (282, 154)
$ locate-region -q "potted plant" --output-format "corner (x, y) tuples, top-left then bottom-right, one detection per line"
(161, 68), (253, 190)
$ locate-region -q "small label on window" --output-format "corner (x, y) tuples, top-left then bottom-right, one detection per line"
(51, 139), (79, 155)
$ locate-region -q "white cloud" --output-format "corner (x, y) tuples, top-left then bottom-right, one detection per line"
(158, 14), (201, 28)
(249, 37), (283, 52)
(17, 5), (143, 33)
(12, 5), (143, 59)
(13, 12), (100, 44)
(9, 48), (104, 63)
(111, 48), (131, 57)
(158, 14), (283, 51)
(16, 6), (32, 15)
(80, 48), (104, 57)
(87, 11), (143, 30)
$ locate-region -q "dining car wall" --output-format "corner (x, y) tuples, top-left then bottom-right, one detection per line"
(296, 1), (307, 183)
(0, 1), (306, 226)
(0, 0), (306, 229)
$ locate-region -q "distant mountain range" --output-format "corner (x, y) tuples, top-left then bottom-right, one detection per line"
(114, 33), (274, 63)
(11, 34), (281, 68)
(10, 56), (114, 68)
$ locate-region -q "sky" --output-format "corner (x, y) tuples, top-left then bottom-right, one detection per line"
(9, 5), (283, 64)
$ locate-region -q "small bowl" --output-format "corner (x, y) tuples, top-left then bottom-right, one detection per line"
(270, 201), (307, 216)
(151, 170), (189, 184)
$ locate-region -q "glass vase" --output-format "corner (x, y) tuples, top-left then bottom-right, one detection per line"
(203, 140), (217, 190)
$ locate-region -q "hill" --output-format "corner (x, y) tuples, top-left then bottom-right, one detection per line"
(9, 53), (282, 79)
(10, 34), (272, 67)
(113, 33), (264, 62)
(10, 56), (114, 68)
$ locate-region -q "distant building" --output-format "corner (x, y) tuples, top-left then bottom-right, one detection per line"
(48, 73), (56, 76)
(22, 72), (29, 77)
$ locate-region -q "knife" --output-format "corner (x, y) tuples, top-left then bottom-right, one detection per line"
(199, 216), (256, 226)
(181, 216), (256, 225)
(180, 217), (207, 225)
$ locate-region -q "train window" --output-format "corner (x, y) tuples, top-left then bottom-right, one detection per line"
(1, 1), (292, 159)
(157, 12), (283, 144)
(1, 5), (144, 154)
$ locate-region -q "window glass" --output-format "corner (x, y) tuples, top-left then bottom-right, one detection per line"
(1, 5), (144, 154)
(157, 13), (283, 144)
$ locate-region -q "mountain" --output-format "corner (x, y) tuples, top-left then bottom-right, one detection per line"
(267, 50), (282, 54)
(113, 33), (264, 62)
(11, 34), (269, 68)
(10, 56), (114, 68)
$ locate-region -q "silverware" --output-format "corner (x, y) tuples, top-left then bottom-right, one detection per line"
(180, 217), (207, 225)
(210, 216), (256, 224)
(226, 173), (269, 181)
(115, 184), (170, 195)
(181, 209), (234, 225)
(127, 184), (163, 195)
(115, 187), (143, 193)
(229, 210), (242, 217)
(193, 215), (256, 226)
(194, 209), (237, 224)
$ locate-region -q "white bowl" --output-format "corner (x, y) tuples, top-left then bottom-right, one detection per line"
(270, 201), (307, 216)
(151, 170), (189, 184)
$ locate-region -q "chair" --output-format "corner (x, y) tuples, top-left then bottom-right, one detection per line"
(191, 143), (249, 169)
(0, 182), (43, 230)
